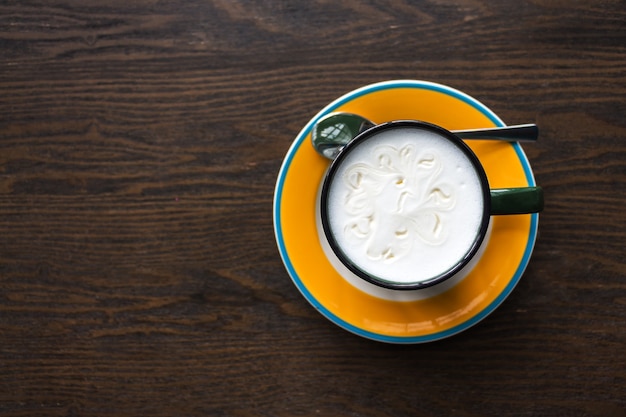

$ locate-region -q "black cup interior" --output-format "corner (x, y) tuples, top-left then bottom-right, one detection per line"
(320, 120), (492, 290)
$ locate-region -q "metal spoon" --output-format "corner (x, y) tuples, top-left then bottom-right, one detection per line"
(312, 112), (538, 159)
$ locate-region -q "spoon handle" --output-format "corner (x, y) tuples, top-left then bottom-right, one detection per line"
(453, 124), (538, 142)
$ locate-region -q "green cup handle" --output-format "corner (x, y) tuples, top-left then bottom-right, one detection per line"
(490, 187), (544, 215)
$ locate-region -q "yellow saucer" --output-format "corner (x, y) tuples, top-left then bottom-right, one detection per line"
(273, 80), (538, 343)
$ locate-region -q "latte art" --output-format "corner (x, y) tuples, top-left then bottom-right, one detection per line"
(342, 145), (455, 263)
(324, 125), (486, 285)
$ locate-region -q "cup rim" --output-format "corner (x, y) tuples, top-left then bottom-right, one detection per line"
(320, 119), (492, 290)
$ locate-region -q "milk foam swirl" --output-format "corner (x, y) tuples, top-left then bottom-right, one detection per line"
(341, 144), (455, 263)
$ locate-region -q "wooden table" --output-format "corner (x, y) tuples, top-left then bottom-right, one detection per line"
(1, 1), (624, 416)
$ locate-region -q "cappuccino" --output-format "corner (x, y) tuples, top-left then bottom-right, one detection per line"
(322, 123), (487, 287)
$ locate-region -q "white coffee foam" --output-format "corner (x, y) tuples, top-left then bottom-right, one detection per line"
(325, 126), (485, 285)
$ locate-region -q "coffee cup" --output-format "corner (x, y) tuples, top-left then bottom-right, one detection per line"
(319, 120), (543, 290)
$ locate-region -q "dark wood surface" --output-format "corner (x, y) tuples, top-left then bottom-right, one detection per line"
(1, 1), (625, 416)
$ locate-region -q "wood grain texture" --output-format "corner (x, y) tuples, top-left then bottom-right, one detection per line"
(1, 1), (625, 416)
